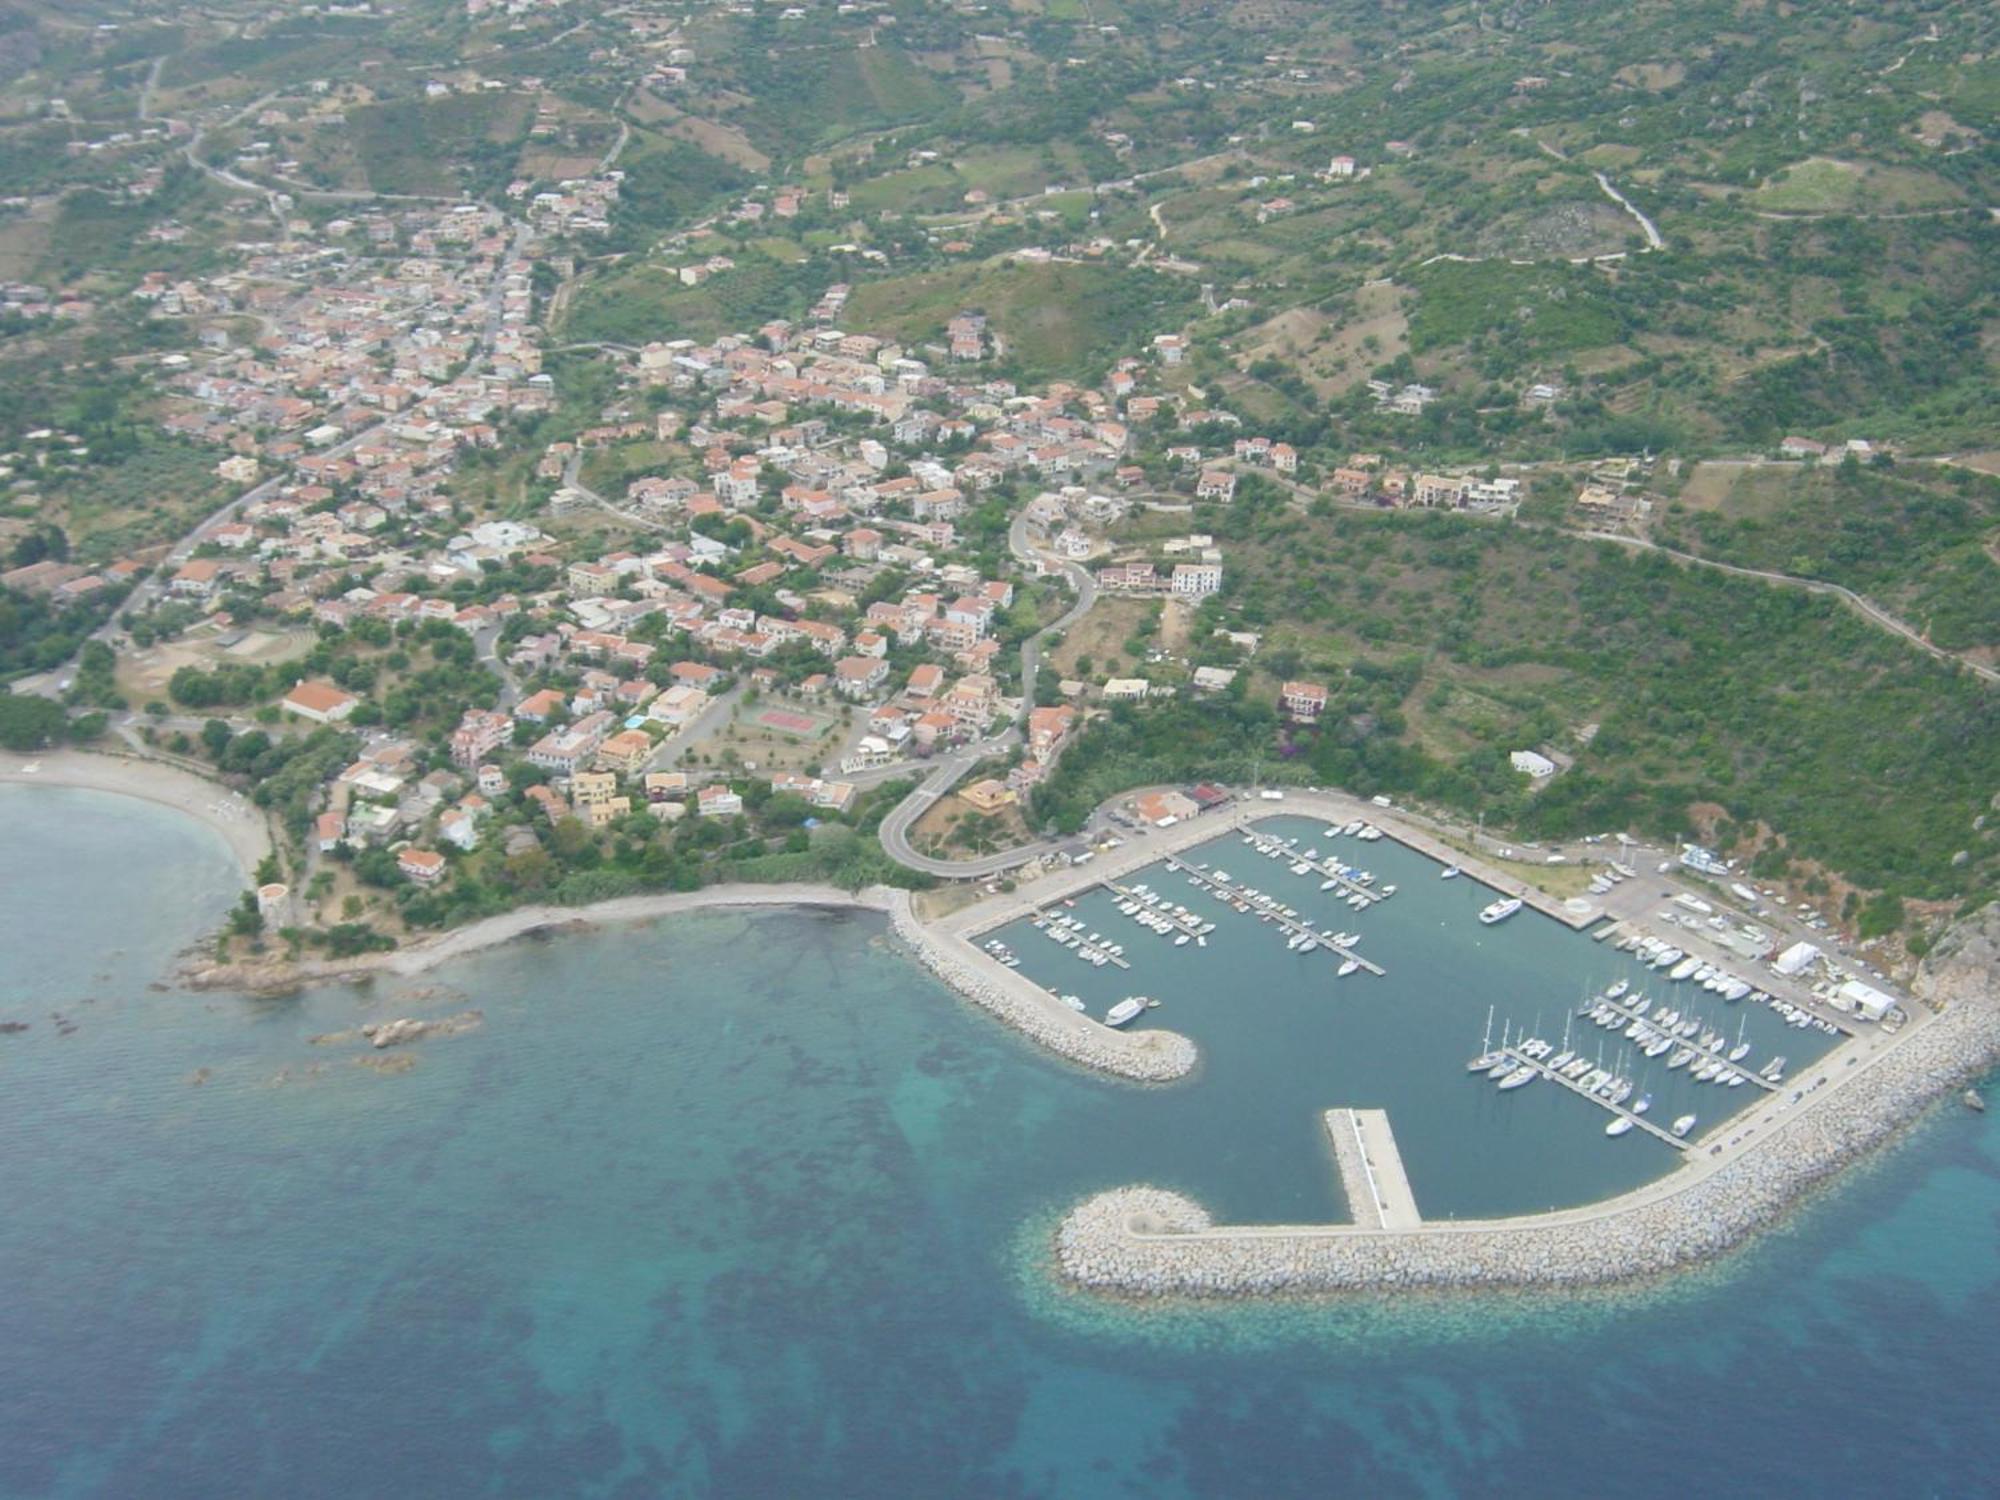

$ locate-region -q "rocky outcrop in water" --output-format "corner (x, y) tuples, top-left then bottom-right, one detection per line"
(359, 1011), (483, 1049)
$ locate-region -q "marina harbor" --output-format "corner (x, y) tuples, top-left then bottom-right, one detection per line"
(910, 785), (1927, 1258)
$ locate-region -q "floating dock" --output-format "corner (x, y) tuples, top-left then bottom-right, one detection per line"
(1498, 1045), (1689, 1149)
(1587, 994), (1780, 1091)
(1025, 911), (1132, 969)
(1324, 1108), (1422, 1229)
(1161, 858), (1386, 976)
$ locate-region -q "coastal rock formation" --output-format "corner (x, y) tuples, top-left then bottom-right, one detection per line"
(359, 1011), (484, 1049)
(1914, 902), (2000, 1012)
(887, 895), (1196, 1083)
(1054, 914), (2000, 1297)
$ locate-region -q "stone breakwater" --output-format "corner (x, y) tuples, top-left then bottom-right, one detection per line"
(888, 895), (1196, 1083)
(1055, 989), (2000, 1296)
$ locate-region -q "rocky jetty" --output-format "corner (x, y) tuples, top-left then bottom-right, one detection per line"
(887, 895), (1196, 1083)
(359, 1011), (483, 1049)
(1054, 911), (2000, 1297)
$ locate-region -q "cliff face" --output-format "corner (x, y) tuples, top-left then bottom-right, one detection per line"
(1914, 904), (2000, 1014)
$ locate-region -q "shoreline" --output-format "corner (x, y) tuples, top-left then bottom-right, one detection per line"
(183, 882), (906, 991)
(0, 748), (273, 879)
(1052, 921), (2000, 1297)
(0, 752), (1193, 1082)
(183, 884), (1200, 1084)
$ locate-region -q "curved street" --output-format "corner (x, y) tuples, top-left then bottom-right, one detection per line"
(1579, 531), (2000, 685)
(873, 510), (1098, 878)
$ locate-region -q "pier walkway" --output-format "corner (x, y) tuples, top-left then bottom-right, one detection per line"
(1323, 1109), (1422, 1229)
(1161, 857), (1387, 976)
(1236, 827), (1388, 910)
(1498, 1045), (1689, 1149)
(1589, 994), (1780, 1091)
(1022, 912), (1133, 970)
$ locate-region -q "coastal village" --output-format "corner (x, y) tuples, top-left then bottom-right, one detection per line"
(0, 169), (1604, 945)
(0, 0), (1993, 1354)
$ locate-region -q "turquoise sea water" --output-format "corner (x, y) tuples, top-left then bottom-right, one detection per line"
(2, 785), (1998, 1498)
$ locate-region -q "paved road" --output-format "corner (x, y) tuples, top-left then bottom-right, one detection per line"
(1579, 531), (2000, 685)
(473, 625), (523, 710)
(874, 513), (1098, 878)
(646, 683), (745, 771)
(1009, 509), (1097, 717)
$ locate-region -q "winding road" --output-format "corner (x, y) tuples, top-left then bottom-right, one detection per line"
(873, 512), (1098, 878)
(1579, 531), (2000, 685)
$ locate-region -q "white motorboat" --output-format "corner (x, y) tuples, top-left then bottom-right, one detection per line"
(1497, 1066), (1536, 1091)
(1441, 865), (1461, 880)
(1671, 1115), (1697, 1138)
(1605, 979), (1630, 1000)
(1337, 958), (1360, 977)
(1060, 993), (1086, 1012)
(1605, 1117), (1636, 1137)
(1479, 897), (1524, 925)
(1105, 997), (1145, 1027)
(1669, 956), (1702, 982)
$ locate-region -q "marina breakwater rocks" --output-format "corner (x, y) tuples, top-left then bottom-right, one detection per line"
(1055, 920), (2000, 1295)
(888, 896), (1197, 1083)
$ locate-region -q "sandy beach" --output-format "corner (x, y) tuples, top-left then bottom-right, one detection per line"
(0, 749), (273, 879)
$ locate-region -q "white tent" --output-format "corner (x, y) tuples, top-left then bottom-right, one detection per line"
(1773, 940), (1821, 977)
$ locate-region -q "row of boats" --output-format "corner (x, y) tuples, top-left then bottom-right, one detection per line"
(1585, 862), (1640, 897)
(1026, 913), (1127, 967)
(1240, 828), (1398, 912)
(1176, 863), (1371, 975)
(1464, 1039), (1700, 1140)
(1113, 883), (1217, 947)
(1578, 992), (1785, 1087)
(1613, 935), (1758, 999)
(1611, 942), (1842, 1034)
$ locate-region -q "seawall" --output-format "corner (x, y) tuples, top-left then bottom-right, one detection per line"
(1054, 924), (2000, 1295)
(887, 894), (1197, 1083)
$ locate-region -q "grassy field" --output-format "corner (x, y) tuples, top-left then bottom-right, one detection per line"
(43, 440), (229, 560)
(345, 93), (534, 196)
(561, 256), (811, 346)
(1749, 158), (1966, 214)
(736, 46), (952, 154)
(1044, 596), (1154, 681)
(843, 260), (1196, 382)
(1406, 259), (1627, 359)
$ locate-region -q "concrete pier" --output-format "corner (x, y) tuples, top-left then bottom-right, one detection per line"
(1586, 994), (1783, 1090)
(1324, 1108), (1421, 1229)
(1498, 1045), (1688, 1149)
(1163, 855), (1386, 976)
